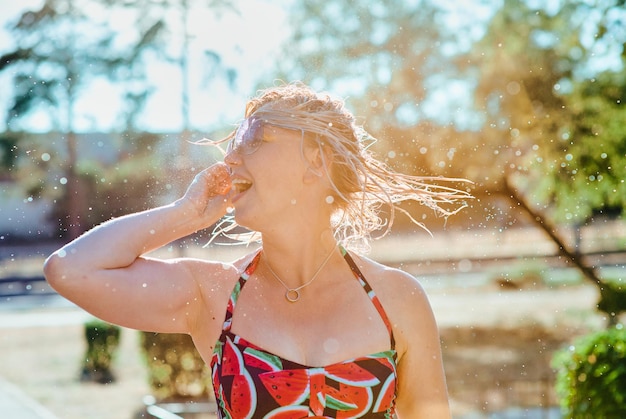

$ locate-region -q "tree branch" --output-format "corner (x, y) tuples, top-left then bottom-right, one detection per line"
(503, 175), (603, 287)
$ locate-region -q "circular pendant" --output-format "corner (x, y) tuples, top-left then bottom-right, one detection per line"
(285, 289), (300, 302)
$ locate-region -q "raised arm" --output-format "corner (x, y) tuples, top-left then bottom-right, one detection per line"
(43, 163), (233, 333)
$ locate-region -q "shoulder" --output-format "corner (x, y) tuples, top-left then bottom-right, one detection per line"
(178, 250), (259, 332)
(181, 250), (259, 290)
(349, 253), (437, 351)
(349, 253), (428, 307)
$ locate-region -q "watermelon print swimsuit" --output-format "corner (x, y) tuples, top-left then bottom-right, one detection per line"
(210, 247), (398, 419)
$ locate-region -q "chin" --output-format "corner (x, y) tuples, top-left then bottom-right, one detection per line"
(232, 210), (257, 231)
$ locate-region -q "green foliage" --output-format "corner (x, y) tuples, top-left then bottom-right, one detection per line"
(140, 332), (212, 401)
(598, 279), (626, 324)
(272, 0), (483, 223)
(0, 134), (19, 178)
(552, 326), (626, 418)
(81, 319), (121, 384)
(0, 0), (166, 132)
(531, 71), (626, 223)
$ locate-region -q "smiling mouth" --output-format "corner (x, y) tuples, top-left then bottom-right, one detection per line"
(231, 178), (252, 194)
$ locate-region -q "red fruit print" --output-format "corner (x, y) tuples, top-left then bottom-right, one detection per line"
(325, 363), (380, 387)
(260, 369), (309, 406)
(222, 337), (243, 376)
(244, 347), (282, 372)
(335, 385), (373, 418)
(229, 373), (256, 419)
(372, 373), (396, 413)
(262, 405), (310, 419)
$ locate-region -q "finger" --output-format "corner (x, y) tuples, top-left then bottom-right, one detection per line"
(208, 163), (232, 195)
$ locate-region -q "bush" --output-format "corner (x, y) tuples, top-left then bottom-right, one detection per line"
(552, 325), (626, 418)
(140, 332), (213, 402)
(80, 319), (121, 384)
(597, 280), (626, 325)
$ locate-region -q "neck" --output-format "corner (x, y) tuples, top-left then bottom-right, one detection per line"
(261, 229), (337, 289)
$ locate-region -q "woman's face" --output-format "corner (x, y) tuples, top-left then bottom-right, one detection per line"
(224, 120), (313, 230)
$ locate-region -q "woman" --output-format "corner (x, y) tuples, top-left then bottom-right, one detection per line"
(44, 82), (470, 418)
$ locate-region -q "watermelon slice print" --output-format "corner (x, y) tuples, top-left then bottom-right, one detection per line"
(222, 337), (244, 376)
(372, 373), (396, 413)
(335, 385), (373, 418)
(262, 405), (310, 419)
(229, 373), (256, 419)
(259, 369), (309, 406)
(244, 347), (283, 372)
(219, 337), (257, 418)
(325, 363), (380, 387)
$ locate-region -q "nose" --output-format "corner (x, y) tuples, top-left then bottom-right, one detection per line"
(223, 147), (241, 170)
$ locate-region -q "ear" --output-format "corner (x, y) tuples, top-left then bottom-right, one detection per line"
(302, 143), (329, 184)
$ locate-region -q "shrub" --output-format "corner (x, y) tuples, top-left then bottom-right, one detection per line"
(140, 332), (213, 402)
(597, 280), (626, 326)
(80, 319), (121, 384)
(552, 325), (626, 418)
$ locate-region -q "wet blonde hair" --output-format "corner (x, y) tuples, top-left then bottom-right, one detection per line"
(213, 81), (472, 249)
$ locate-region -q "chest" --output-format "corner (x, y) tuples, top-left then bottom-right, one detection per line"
(228, 276), (392, 367)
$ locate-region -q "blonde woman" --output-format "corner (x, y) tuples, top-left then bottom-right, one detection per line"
(45, 82), (470, 418)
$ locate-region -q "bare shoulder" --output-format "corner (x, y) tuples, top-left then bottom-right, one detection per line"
(181, 250), (259, 296)
(176, 250), (259, 336)
(349, 253), (437, 355)
(349, 253), (429, 307)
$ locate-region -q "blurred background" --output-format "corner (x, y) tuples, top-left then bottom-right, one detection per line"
(0, 0), (625, 418)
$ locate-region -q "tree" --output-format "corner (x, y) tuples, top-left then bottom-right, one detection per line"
(463, 0), (626, 322)
(275, 0), (454, 130)
(466, 0), (626, 220)
(0, 0), (167, 239)
(270, 0), (626, 318)
(531, 71), (626, 223)
(270, 0), (479, 228)
(0, 0), (239, 239)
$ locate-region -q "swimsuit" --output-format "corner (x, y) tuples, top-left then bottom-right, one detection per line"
(211, 247), (398, 418)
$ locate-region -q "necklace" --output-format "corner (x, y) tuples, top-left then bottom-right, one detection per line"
(264, 246), (336, 303)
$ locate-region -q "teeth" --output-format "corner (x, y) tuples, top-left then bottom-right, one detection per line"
(231, 178), (252, 192)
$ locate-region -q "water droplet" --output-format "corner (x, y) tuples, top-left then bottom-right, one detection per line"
(58, 249), (67, 258)
(41, 153), (50, 161)
(458, 259), (472, 272)
(142, 283), (147, 288)
(59, 177), (67, 185)
(325, 196), (334, 204)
